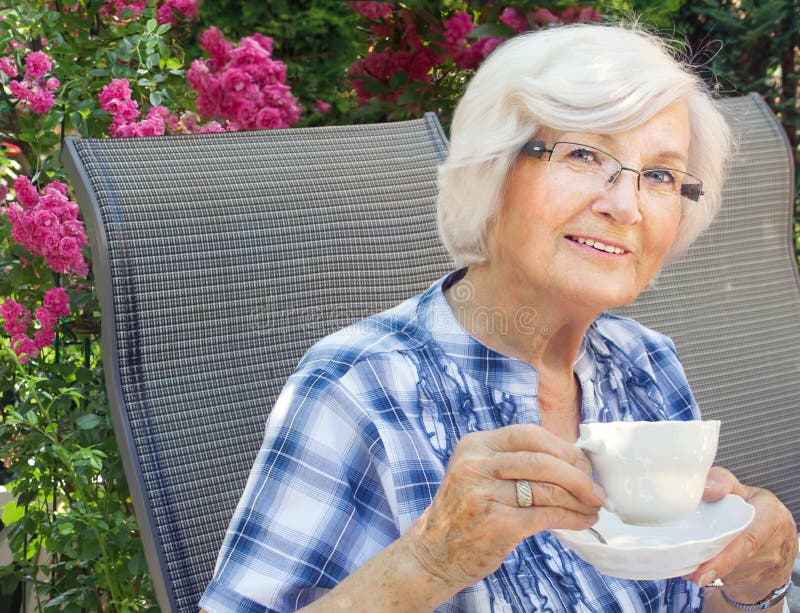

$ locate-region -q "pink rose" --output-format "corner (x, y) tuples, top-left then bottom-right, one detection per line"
(33, 326), (56, 351)
(61, 220), (87, 243)
(234, 99), (259, 128)
(46, 181), (68, 196)
(443, 13), (475, 46)
(0, 56), (17, 77)
(29, 89), (56, 114)
(156, 3), (176, 25)
(58, 236), (81, 257)
(8, 80), (31, 101)
(531, 8), (559, 26)
(32, 208), (58, 231)
(222, 68), (250, 94)
(43, 287), (70, 318)
(35, 306), (58, 329)
(0, 299), (26, 323)
(99, 78), (133, 107)
(254, 106), (282, 130)
(24, 51), (53, 80)
(499, 8), (529, 34)
(349, 2), (395, 21)
(199, 27), (233, 70)
(12, 334), (39, 363)
(314, 99), (332, 114)
(173, 0), (199, 19)
(40, 231), (61, 255)
(229, 38), (271, 71)
(249, 33), (273, 54)
(187, 59), (209, 89)
(13, 176), (39, 208)
(198, 121), (225, 133)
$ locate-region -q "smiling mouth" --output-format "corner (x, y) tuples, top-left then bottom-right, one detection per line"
(567, 235), (627, 255)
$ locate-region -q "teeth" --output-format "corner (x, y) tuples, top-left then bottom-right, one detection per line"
(574, 237), (625, 255)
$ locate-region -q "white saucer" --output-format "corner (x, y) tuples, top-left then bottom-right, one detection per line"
(551, 494), (755, 580)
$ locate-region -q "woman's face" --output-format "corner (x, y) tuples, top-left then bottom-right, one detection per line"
(488, 101), (691, 315)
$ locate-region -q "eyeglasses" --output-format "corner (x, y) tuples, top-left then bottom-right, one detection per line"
(520, 141), (704, 203)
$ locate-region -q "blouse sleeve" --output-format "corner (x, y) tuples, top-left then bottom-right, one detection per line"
(199, 368), (397, 613)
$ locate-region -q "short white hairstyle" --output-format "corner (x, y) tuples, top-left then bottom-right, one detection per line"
(437, 22), (731, 266)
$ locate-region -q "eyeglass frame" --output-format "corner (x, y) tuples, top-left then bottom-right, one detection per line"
(519, 140), (704, 202)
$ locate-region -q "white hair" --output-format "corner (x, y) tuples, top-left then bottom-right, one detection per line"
(437, 22), (731, 266)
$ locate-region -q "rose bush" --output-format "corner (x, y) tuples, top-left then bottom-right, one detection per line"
(0, 1), (301, 609)
(345, 1), (600, 124)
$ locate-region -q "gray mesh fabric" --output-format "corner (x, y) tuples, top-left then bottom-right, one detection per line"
(62, 95), (800, 612)
(62, 115), (453, 612)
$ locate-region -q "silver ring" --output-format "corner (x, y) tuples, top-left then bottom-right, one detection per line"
(515, 479), (534, 508)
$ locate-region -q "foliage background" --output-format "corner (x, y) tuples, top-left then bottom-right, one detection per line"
(0, 0), (797, 610)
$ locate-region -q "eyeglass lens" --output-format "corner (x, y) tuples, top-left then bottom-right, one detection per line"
(548, 142), (702, 202)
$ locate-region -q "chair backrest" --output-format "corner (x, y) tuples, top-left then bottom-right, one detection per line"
(62, 94), (800, 612)
(616, 93), (800, 524)
(61, 115), (454, 612)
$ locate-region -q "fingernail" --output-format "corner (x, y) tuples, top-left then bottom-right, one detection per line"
(698, 570), (716, 586)
(591, 484), (606, 503)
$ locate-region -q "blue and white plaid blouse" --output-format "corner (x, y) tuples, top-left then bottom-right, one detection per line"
(200, 270), (704, 612)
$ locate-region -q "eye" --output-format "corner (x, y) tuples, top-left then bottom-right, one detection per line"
(642, 168), (679, 184)
(567, 147), (600, 165)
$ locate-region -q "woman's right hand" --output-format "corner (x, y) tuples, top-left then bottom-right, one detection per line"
(405, 423), (605, 594)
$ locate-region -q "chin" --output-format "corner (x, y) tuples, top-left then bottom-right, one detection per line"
(568, 283), (641, 313)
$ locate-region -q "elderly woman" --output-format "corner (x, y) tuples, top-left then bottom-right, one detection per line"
(200, 23), (797, 612)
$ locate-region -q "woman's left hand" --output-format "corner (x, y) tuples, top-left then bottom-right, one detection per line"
(685, 466), (797, 604)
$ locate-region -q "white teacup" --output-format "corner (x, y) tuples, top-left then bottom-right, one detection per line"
(575, 420), (720, 525)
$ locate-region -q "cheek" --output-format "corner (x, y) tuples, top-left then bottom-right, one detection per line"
(647, 209), (682, 259)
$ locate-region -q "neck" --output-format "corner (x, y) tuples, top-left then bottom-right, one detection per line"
(445, 265), (599, 373)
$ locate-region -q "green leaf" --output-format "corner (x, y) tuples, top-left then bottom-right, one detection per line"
(165, 57), (182, 70)
(149, 91), (162, 106)
(75, 414), (101, 430)
(146, 18), (158, 32)
(1, 499), (24, 526)
(395, 90), (417, 106)
(146, 52), (160, 70)
(468, 23), (515, 39)
(127, 551), (147, 575)
(388, 71), (408, 89)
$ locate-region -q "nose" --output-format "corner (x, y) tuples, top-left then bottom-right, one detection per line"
(591, 170), (643, 225)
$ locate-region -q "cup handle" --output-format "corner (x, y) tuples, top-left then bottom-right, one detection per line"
(574, 436), (603, 453)
(574, 437), (615, 512)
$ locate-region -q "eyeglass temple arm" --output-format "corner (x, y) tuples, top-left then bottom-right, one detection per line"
(520, 140), (550, 158)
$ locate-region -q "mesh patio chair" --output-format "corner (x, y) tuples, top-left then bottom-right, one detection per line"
(62, 93), (799, 612)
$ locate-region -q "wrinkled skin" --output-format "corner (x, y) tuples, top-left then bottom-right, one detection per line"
(686, 466), (798, 609)
(408, 423), (604, 594)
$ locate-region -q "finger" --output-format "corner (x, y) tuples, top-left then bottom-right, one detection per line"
(502, 502), (600, 539)
(685, 488), (781, 586)
(490, 451), (605, 506)
(481, 424), (593, 474)
(701, 466), (746, 502)
(502, 479), (602, 514)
